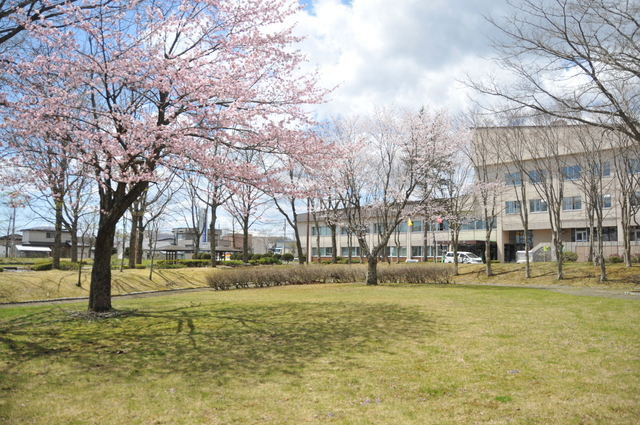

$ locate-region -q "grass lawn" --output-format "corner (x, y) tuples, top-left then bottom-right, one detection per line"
(1, 283), (638, 424)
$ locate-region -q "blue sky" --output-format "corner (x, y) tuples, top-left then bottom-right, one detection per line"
(294, 0), (509, 119)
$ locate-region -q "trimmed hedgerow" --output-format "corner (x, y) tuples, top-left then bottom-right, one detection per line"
(32, 262), (53, 271)
(206, 264), (453, 290)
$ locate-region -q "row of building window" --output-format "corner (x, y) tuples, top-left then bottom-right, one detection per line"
(313, 245), (440, 258)
(505, 195), (613, 215)
(313, 219), (496, 236)
(505, 163), (612, 186)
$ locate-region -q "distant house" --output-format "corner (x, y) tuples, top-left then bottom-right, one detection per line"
(0, 234), (22, 257)
(18, 227), (91, 259)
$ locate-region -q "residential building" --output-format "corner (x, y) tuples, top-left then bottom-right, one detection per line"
(17, 227), (91, 258)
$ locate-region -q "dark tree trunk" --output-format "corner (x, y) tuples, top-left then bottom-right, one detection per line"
(136, 216), (144, 264)
(242, 215), (250, 263)
(89, 221), (116, 312)
(88, 181), (149, 312)
(53, 199), (63, 269)
(128, 210), (138, 269)
(209, 207), (218, 267)
(70, 231), (78, 263)
(366, 255), (378, 285)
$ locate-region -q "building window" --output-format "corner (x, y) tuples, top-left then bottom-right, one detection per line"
(594, 227), (618, 242)
(529, 199), (548, 213)
(373, 223), (386, 234)
(573, 228), (589, 242)
(595, 162), (610, 177)
(411, 220), (423, 232)
(411, 246), (423, 257)
(528, 169), (546, 184)
(601, 194), (612, 209)
(563, 165), (581, 180)
(312, 226), (331, 236)
(45, 232), (54, 239)
(505, 201), (521, 215)
(515, 230), (533, 246)
(505, 172), (522, 186)
(312, 247), (332, 256)
(386, 246), (406, 257)
(630, 227), (640, 242)
(628, 159), (640, 174)
(396, 222), (408, 233)
(341, 246), (360, 256)
(341, 226), (350, 235)
(562, 196), (582, 211)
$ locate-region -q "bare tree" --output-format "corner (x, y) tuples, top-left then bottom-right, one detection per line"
(333, 106), (464, 285)
(471, 0), (640, 145)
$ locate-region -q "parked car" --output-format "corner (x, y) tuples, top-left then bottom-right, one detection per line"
(443, 251), (483, 264)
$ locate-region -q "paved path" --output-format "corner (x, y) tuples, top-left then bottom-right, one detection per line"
(456, 282), (640, 300)
(0, 283), (638, 309)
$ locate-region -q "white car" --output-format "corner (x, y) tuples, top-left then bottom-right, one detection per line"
(443, 251), (483, 264)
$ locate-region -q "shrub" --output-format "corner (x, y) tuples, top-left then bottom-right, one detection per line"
(630, 254), (640, 264)
(282, 253), (294, 262)
(606, 254), (624, 264)
(273, 254), (282, 260)
(262, 251), (273, 257)
(258, 256), (281, 265)
(58, 261), (88, 271)
(205, 263), (452, 290)
(563, 251), (578, 262)
(377, 264), (453, 285)
(197, 253), (212, 260)
(33, 262), (53, 271)
(251, 254), (262, 261)
(135, 264), (146, 269)
(0, 267), (3, 272)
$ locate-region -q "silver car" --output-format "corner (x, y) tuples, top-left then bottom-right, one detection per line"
(443, 251), (483, 264)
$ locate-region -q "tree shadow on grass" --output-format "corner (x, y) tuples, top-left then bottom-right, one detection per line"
(0, 301), (439, 383)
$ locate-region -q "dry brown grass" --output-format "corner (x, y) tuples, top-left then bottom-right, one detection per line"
(452, 262), (640, 288)
(0, 267), (211, 303)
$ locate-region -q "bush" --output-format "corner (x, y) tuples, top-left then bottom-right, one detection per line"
(606, 254), (624, 264)
(251, 254), (263, 261)
(33, 262), (53, 271)
(0, 267), (3, 272)
(135, 264), (146, 269)
(205, 263), (452, 290)
(282, 253), (294, 262)
(273, 254), (282, 260)
(197, 253), (212, 260)
(258, 256), (281, 265)
(262, 251), (273, 257)
(630, 254), (640, 264)
(153, 259), (210, 268)
(58, 261), (88, 271)
(563, 251), (578, 262)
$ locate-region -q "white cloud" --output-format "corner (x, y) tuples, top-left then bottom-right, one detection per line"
(295, 0), (509, 119)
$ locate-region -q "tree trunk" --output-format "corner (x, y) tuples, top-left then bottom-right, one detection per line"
(484, 228), (492, 277)
(136, 216), (144, 265)
(209, 207), (218, 267)
(242, 215), (250, 263)
(53, 199), (63, 269)
(89, 222), (116, 312)
(330, 223), (337, 264)
(70, 231), (78, 263)
(128, 210), (138, 269)
(366, 255), (378, 285)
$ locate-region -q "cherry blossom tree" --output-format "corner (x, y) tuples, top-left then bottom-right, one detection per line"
(331, 106), (464, 285)
(1, 0), (327, 311)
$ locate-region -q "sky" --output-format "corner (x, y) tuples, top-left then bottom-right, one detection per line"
(294, 0), (509, 119)
(2, 0), (513, 238)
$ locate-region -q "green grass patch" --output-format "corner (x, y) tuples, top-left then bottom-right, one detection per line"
(0, 283), (639, 424)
